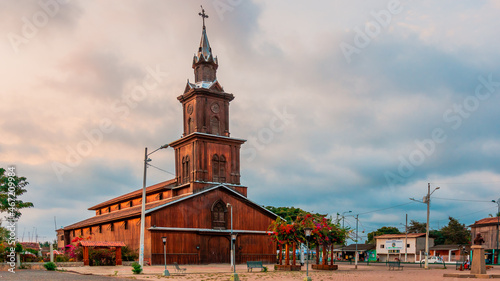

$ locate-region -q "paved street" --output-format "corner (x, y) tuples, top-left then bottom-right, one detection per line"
(0, 270), (129, 281)
(1, 263), (499, 280)
(53, 263), (499, 280)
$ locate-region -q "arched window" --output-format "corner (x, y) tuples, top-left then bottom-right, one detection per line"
(211, 200), (227, 229)
(187, 118), (194, 134)
(183, 156), (190, 183)
(212, 154), (226, 182)
(212, 154), (219, 182)
(210, 116), (220, 135)
(219, 155), (226, 182)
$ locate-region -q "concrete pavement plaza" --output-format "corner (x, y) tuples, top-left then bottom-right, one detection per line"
(55, 263), (500, 280)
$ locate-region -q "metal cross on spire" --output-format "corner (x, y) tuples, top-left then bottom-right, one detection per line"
(199, 5), (208, 28)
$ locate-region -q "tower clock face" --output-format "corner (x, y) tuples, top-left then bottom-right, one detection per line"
(187, 104), (193, 115)
(211, 102), (220, 113)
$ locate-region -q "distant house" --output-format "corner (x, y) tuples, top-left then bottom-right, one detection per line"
(470, 216), (499, 265)
(429, 244), (470, 263)
(375, 233), (432, 262)
(333, 244), (376, 262)
(20, 242), (41, 256)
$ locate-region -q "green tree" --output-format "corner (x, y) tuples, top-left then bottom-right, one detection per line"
(264, 206), (325, 224)
(0, 167), (34, 220)
(0, 226), (9, 243)
(408, 220), (426, 233)
(366, 226), (401, 244)
(429, 229), (445, 245)
(440, 217), (470, 245)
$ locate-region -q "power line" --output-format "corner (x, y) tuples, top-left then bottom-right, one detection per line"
(433, 197), (493, 203)
(358, 201), (416, 216)
(430, 181), (500, 185)
(147, 163), (175, 176)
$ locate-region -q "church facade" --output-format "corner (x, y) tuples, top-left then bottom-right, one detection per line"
(60, 16), (277, 265)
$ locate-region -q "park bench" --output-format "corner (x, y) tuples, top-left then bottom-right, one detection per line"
(387, 261), (403, 270)
(247, 261), (264, 272)
(173, 262), (186, 273)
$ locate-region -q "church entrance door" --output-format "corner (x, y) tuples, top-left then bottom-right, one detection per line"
(206, 236), (230, 263)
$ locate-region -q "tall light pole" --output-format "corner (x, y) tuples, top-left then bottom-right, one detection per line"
(162, 237), (169, 276)
(411, 183), (439, 269)
(341, 210), (352, 260)
(304, 228), (312, 281)
(492, 199), (500, 265)
(404, 214), (408, 262)
(355, 214), (359, 269)
(226, 203), (238, 280)
(139, 144), (169, 267)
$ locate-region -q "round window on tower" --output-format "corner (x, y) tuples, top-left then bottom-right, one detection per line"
(210, 102), (220, 114)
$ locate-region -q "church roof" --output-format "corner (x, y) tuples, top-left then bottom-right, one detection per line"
(145, 184), (279, 219)
(65, 184), (278, 230)
(80, 241), (126, 247)
(88, 179), (176, 210)
(184, 79), (224, 93)
(65, 193), (191, 230)
(193, 26), (218, 66)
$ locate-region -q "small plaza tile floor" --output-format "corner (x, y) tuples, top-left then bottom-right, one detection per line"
(57, 263), (500, 281)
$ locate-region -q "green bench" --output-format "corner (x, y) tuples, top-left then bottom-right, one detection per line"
(388, 261), (403, 270)
(246, 261), (264, 272)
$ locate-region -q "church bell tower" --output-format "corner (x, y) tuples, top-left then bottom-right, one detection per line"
(169, 7), (247, 196)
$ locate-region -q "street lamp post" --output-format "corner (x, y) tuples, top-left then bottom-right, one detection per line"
(341, 211), (352, 260)
(355, 214), (359, 269)
(411, 183), (439, 269)
(139, 144), (169, 267)
(227, 203), (238, 281)
(492, 199), (500, 265)
(162, 237), (169, 276)
(304, 228), (312, 281)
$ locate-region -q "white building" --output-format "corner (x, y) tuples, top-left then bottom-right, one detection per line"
(375, 233), (434, 262)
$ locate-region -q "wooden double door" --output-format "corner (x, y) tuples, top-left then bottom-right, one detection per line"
(203, 235), (230, 263)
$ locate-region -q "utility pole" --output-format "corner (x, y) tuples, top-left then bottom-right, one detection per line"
(405, 214), (408, 262)
(425, 183), (430, 270)
(341, 210), (352, 260)
(410, 183), (439, 269)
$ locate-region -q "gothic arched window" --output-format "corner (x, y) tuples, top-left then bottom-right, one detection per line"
(211, 200), (227, 229)
(219, 155), (226, 182)
(210, 116), (220, 135)
(187, 118), (193, 134)
(182, 156), (190, 183)
(212, 154), (219, 182)
(212, 154), (226, 182)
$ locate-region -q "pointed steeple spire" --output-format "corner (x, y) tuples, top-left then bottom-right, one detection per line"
(197, 26), (214, 61)
(192, 6), (218, 83)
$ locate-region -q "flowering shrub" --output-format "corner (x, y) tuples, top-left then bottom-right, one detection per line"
(268, 213), (347, 246)
(65, 236), (92, 261)
(268, 217), (298, 245)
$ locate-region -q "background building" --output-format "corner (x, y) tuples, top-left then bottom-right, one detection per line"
(375, 233), (433, 262)
(470, 216), (500, 265)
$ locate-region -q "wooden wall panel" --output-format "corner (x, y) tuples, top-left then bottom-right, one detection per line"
(151, 189), (274, 231)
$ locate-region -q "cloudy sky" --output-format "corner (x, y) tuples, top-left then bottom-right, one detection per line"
(2, 0), (500, 243)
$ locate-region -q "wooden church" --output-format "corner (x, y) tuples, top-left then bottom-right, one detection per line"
(59, 12), (277, 265)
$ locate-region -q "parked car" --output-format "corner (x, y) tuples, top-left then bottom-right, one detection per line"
(420, 256), (443, 263)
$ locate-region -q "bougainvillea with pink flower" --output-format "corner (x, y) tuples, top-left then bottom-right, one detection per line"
(268, 213), (348, 246)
